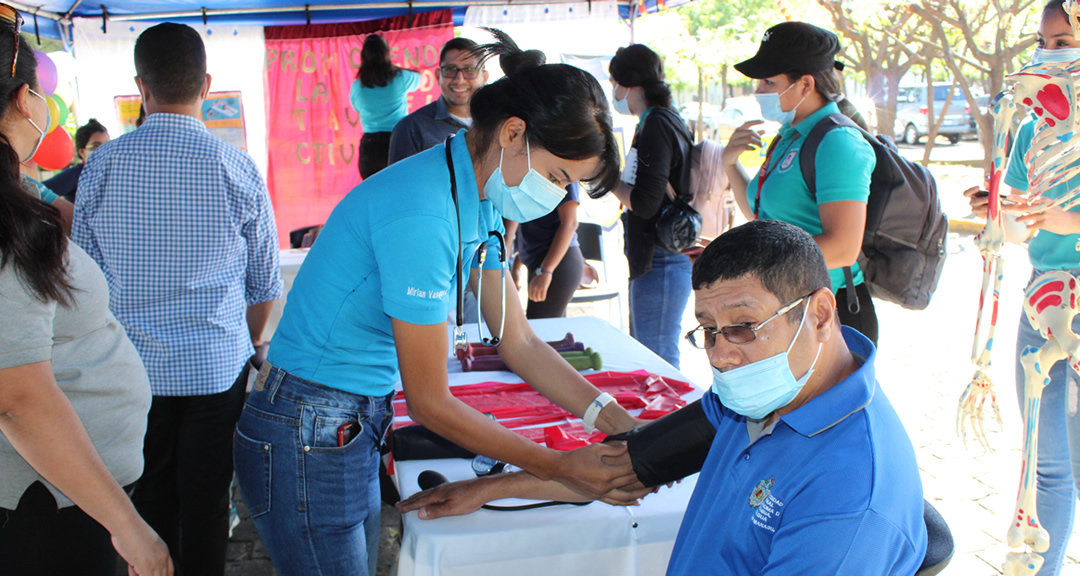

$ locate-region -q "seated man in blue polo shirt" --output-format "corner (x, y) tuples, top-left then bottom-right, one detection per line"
(397, 219), (927, 575)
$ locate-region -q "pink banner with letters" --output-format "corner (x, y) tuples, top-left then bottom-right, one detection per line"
(264, 13), (453, 247)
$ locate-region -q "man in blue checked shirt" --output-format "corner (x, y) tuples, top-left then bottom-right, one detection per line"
(72, 23), (282, 576)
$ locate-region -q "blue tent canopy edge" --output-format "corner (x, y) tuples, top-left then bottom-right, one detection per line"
(10, 0), (681, 43)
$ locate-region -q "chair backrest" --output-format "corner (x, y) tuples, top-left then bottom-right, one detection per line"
(289, 225), (322, 249)
(576, 222), (605, 263)
(916, 499), (954, 576)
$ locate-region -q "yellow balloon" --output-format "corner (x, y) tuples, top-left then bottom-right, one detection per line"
(46, 95), (60, 133)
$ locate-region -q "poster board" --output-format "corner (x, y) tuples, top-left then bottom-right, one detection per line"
(113, 91), (249, 151)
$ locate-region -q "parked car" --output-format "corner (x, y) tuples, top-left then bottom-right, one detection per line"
(893, 83), (977, 145)
(677, 101), (720, 138)
(712, 97), (781, 168)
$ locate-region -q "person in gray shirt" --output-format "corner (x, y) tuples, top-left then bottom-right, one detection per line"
(0, 16), (171, 575)
(387, 37), (489, 164)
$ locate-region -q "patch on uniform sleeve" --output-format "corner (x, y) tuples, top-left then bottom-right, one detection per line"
(749, 477), (784, 533)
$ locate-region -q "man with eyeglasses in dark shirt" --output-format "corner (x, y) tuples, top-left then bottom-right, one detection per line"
(387, 37), (489, 164)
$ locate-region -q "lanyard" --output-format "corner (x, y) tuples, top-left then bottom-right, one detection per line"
(444, 135), (506, 352)
(753, 132), (800, 219)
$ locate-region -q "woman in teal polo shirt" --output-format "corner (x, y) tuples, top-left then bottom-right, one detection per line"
(722, 21), (878, 345)
(234, 33), (639, 576)
(350, 33), (420, 179)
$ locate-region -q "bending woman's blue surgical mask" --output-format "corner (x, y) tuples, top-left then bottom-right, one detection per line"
(755, 81), (807, 126)
(484, 136), (567, 223)
(1032, 47), (1080, 66)
(710, 300), (823, 420)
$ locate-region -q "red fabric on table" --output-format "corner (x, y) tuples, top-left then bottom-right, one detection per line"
(392, 370), (694, 450)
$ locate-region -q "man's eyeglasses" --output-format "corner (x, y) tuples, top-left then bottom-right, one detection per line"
(439, 66), (481, 80)
(685, 294), (811, 349)
(0, 4), (22, 79)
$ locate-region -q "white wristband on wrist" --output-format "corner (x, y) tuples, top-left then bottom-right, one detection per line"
(582, 392), (616, 434)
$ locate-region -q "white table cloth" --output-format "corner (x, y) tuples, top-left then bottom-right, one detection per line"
(394, 316), (704, 576)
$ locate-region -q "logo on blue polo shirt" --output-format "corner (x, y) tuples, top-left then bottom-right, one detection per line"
(749, 477), (773, 509)
(779, 150), (799, 172)
(750, 477), (785, 533)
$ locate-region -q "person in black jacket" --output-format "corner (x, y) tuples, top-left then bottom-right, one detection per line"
(43, 118), (109, 203)
(605, 44), (694, 369)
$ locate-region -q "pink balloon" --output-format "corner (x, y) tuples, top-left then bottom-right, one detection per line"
(34, 51), (57, 96)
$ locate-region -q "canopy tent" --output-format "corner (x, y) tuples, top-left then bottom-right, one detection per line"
(8, 0), (684, 43)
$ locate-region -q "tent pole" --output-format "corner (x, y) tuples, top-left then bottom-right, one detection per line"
(6, 1), (63, 22)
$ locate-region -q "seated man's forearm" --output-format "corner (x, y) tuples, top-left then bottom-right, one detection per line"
(397, 471), (584, 520)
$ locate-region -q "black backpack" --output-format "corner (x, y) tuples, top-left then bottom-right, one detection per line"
(798, 113), (948, 311)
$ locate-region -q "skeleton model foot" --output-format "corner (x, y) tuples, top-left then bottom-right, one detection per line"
(1006, 272), (1080, 569)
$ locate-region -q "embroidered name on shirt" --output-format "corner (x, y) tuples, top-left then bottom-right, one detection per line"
(406, 286), (449, 300)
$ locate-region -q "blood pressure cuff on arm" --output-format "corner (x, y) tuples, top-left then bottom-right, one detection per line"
(605, 399), (716, 488)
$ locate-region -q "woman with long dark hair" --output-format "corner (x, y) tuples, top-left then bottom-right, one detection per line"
(350, 33), (420, 179)
(604, 44), (695, 369)
(0, 5), (171, 575)
(723, 22), (879, 345)
(234, 30), (639, 576)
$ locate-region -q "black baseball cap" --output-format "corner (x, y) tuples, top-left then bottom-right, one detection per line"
(734, 22), (844, 79)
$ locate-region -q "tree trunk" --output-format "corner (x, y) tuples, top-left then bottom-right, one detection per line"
(720, 64), (728, 110)
(868, 70), (888, 135)
(921, 62), (938, 166)
(697, 65), (705, 141)
(882, 76), (902, 139)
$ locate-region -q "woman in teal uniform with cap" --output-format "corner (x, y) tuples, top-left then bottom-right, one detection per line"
(722, 21), (879, 345)
(234, 32), (643, 576)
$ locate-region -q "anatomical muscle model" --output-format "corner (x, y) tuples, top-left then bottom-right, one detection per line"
(962, 3), (1080, 572)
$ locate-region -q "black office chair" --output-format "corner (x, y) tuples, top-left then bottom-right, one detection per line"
(289, 225), (322, 249)
(916, 500), (954, 576)
(569, 222), (624, 329)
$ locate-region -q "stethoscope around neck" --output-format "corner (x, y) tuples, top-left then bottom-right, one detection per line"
(445, 134), (507, 353)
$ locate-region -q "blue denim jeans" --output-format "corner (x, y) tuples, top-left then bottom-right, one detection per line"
(1015, 269), (1080, 576)
(233, 365), (393, 576)
(629, 247), (692, 369)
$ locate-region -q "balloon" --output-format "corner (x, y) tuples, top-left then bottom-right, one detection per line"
(53, 81), (74, 104)
(46, 51), (75, 86)
(34, 51), (57, 96)
(33, 127), (73, 170)
(45, 94), (59, 133)
(50, 94), (68, 128)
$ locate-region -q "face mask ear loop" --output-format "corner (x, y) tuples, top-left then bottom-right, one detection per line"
(786, 297), (811, 355)
(524, 133), (531, 171)
(779, 81), (807, 115)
